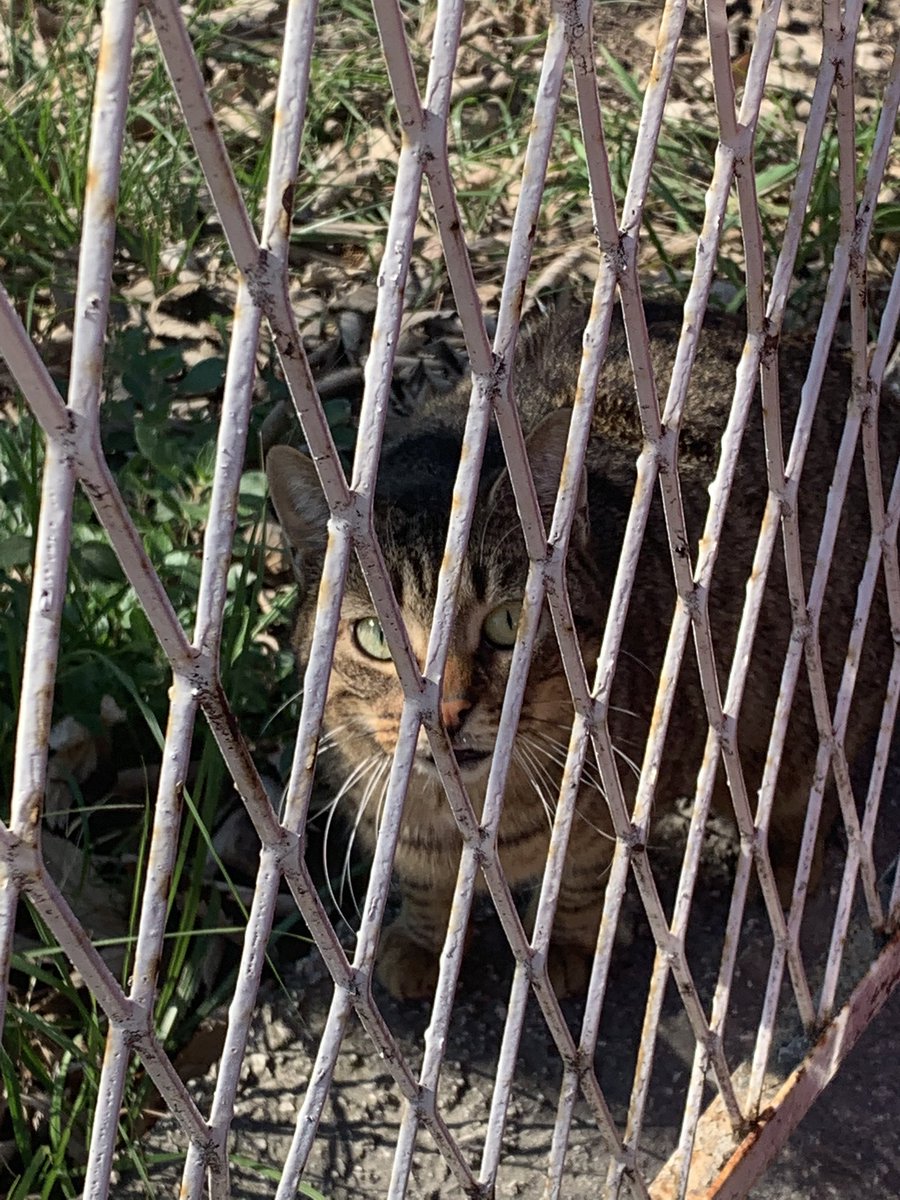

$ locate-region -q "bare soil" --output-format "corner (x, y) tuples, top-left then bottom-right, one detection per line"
(120, 770), (900, 1198)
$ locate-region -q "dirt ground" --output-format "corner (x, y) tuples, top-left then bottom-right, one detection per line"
(119, 763), (900, 1199)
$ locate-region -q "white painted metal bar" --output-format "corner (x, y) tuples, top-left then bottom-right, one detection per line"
(676, 4), (861, 1147)
(672, 0), (865, 1145)
(376, 0), (539, 1187)
(0, 427), (76, 1065)
(171, 0), (320, 1186)
(20, 855), (214, 1147)
(607, 5), (805, 1180)
(520, 8), (750, 1157)
(603, 12), (785, 1167)
(1, 0), (228, 1185)
(274, 989), (356, 1200)
(545, 1), (695, 1189)
(817, 262), (900, 1022)
(474, 3), (632, 1189)
(555, 30), (694, 1187)
(673, 57), (862, 1107)
(747, 10), (900, 1114)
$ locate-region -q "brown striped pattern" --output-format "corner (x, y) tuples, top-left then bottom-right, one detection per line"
(268, 304), (896, 1000)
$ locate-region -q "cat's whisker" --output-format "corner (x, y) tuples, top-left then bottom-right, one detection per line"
(317, 721), (347, 742)
(321, 752), (384, 928)
(516, 736), (564, 796)
(513, 746), (557, 834)
(260, 686), (305, 737)
(518, 732), (617, 843)
(527, 725), (640, 792)
(341, 757), (391, 918)
(478, 497), (524, 562)
(526, 710), (649, 754)
(608, 703), (647, 722)
(572, 809), (617, 843)
(318, 724), (362, 752)
(611, 742), (643, 783)
(316, 729), (384, 764)
(523, 726), (637, 797)
(310, 758), (361, 818)
(515, 741), (617, 844)
(515, 744), (554, 803)
(618, 647), (656, 679)
(521, 730), (607, 794)
(527, 711), (647, 747)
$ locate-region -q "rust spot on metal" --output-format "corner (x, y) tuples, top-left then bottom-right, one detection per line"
(96, 30), (112, 79)
(512, 279), (527, 324)
(282, 181), (295, 219)
(304, 731), (320, 772)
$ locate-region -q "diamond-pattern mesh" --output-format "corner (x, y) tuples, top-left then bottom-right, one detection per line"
(1, 1), (899, 1197)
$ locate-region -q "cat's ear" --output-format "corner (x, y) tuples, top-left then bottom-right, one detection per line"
(488, 409), (589, 544)
(266, 445), (330, 590)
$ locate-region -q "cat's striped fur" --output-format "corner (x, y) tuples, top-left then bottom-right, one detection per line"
(268, 303), (894, 999)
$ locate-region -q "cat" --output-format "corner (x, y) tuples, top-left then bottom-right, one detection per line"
(266, 302), (895, 1000)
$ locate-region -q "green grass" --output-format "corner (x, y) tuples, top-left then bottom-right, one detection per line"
(0, 0), (895, 1193)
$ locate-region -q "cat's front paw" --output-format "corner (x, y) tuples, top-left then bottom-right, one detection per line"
(377, 922), (440, 1000)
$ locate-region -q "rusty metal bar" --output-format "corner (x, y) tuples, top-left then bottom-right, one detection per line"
(705, 928), (900, 1200)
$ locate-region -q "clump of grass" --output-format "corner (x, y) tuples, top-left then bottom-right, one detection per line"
(0, 320), (308, 1190)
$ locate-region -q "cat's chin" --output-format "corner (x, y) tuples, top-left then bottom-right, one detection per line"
(414, 748), (492, 780)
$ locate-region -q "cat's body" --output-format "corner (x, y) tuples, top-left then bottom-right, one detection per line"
(268, 303), (895, 999)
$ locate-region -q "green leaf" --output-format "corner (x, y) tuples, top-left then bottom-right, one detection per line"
(0, 1043), (33, 1158)
(134, 418), (181, 474)
(598, 46), (643, 105)
(121, 365), (150, 403)
(76, 540), (122, 582)
(162, 550), (202, 586)
(239, 470), (268, 499)
(176, 356), (227, 397)
(875, 204), (900, 234)
(755, 161), (797, 195)
(0, 533), (33, 569)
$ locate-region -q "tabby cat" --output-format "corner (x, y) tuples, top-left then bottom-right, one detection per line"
(267, 303), (894, 1000)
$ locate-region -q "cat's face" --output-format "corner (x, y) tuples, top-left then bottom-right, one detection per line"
(266, 411), (593, 799)
(314, 548), (579, 792)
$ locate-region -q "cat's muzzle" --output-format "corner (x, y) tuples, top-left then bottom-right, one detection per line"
(416, 745), (491, 777)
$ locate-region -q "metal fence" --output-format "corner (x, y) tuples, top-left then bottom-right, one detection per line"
(2, 0), (900, 1196)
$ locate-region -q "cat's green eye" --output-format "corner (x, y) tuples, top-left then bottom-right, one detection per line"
(482, 601), (523, 649)
(353, 616), (392, 661)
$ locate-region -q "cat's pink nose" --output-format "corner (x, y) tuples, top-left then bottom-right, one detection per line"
(440, 697), (471, 735)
